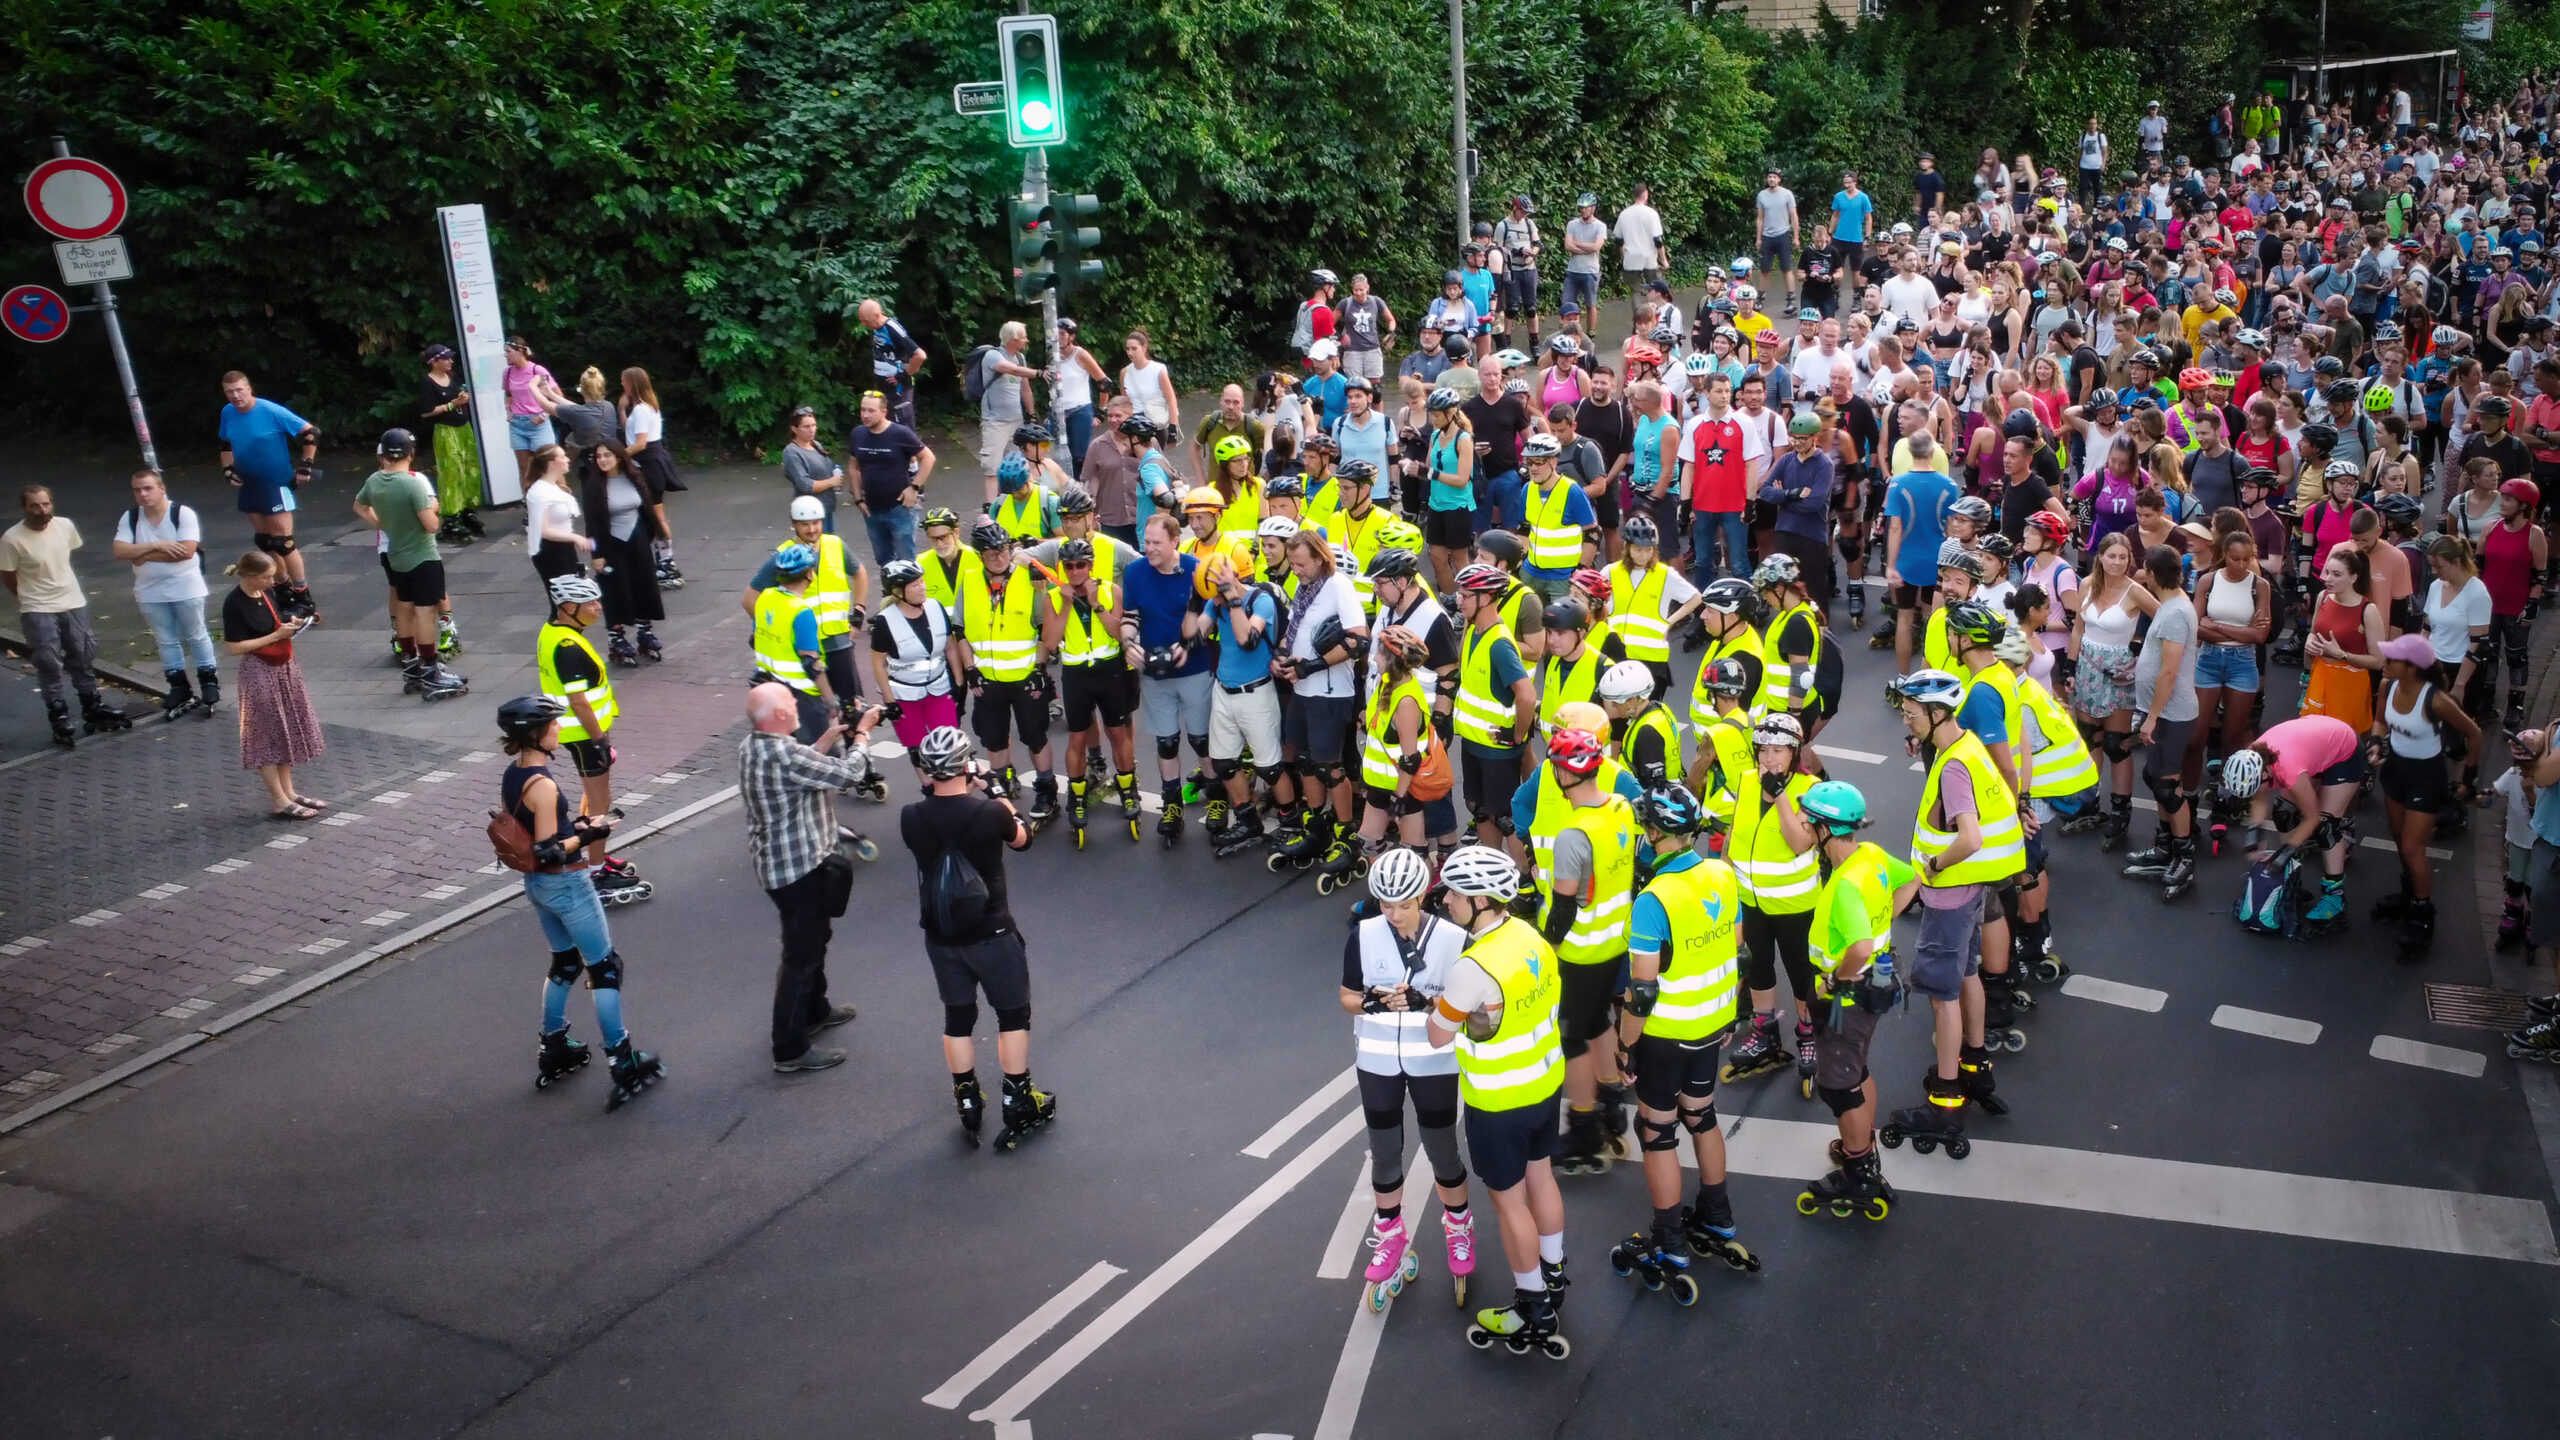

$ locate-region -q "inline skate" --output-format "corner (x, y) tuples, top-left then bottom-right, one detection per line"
(603, 1038), (665, 1111)
(535, 1026), (591, 1088)
(1313, 835), (1369, 896)
(1595, 1081), (1631, 1160)
(1959, 1044), (2008, 1116)
(2097, 794), (2133, 852)
(2499, 885), (2530, 952)
(80, 695), (133, 734)
(1719, 1012), (1793, 1084)
(1683, 1204), (1761, 1272)
(1442, 1207), (1476, 1305)
(1795, 1020), (1819, 1100)
(1362, 1214), (1419, 1313)
(1879, 1072), (1971, 1157)
(1466, 1287), (1569, 1359)
(1024, 776), (1060, 836)
(2508, 1014), (2560, 1062)
(406, 661), (470, 702)
(992, 1074), (1057, 1151)
(160, 671), (206, 722)
(636, 625), (663, 663)
(1158, 801), (1184, 848)
(608, 630), (639, 667)
(195, 666), (221, 715)
(1266, 808), (1330, 873)
(953, 1074), (986, 1147)
(1067, 778), (1090, 850)
(592, 858), (654, 906)
(1552, 1106), (1614, 1177)
(1118, 773), (1141, 842)
(1795, 1144), (1896, 1220)
(438, 615), (461, 657)
(46, 700), (76, 748)
(655, 557), (685, 590)
(2394, 898), (2436, 965)
(1609, 1223), (1699, 1307)
(1211, 805), (1268, 858)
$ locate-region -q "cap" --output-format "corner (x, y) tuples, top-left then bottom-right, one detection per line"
(1306, 337), (1339, 360)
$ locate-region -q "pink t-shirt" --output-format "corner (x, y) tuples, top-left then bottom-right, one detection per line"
(2262, 715), (2361, 789)
(505, 362), (557, 419)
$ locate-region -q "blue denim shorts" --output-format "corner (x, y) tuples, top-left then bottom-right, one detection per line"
(2192, 643), (2259, 693)
(509, 413), (558, 451)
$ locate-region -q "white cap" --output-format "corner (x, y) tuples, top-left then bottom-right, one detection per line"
(1307, 337), (1340, 361)
(789, 496), (827, 522)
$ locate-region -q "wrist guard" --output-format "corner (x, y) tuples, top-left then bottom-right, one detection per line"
(533, 837), (573, 868)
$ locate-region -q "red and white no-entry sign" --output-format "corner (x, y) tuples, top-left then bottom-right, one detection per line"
(24, 157), (127, 242)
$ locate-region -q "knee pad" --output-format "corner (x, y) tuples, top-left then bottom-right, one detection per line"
(1211, 757), (1241, 781)
(1254, 764), (1286, 789)
(1492, 813), (1516, 838)
(1817, 1082), (1865, 1117)
(1288, 754), (1320, 783)
(944, 1003), (980, 1038)
(585, 951), (624, 990)
(547, 948), (584, 985)
(253, 532), (297, 557)
(1638, 1114), (1684, 1152)
(1187, 733), (1212, 761)
(2099, 728), (2138, 763)
(993, 1003), (1033, 1032)
(1155, 734), (1182, 760)
(1316, 763), (1349, 791)
(2146, 770), (2185, 813)
(1677, 1100), (1718, 1135)
(1561, 1030), (1591, 1059)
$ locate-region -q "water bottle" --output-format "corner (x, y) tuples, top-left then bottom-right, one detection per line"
(1866, 948), (1899, 1010)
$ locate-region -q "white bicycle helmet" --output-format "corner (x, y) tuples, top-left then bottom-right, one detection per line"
(917, 725), (976, 781)
(1753, 713), (1804, 748)
(548, 574), (602, 605)
(1596, 659), (1654, 704)
(1439, 844), (1522, 903)
(1367, 847), (1434, 905)
(1682, 352), (1716, 377)
(1733, 284), (1759, 303)
(1258, 516), (1301, 540)
(2221, 748), (2266, 798)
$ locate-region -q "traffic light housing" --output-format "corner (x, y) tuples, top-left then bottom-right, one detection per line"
(1009, 191), (1057, 304)
(1054, 192), (1104, 297)
(998, 14), (1064, 149)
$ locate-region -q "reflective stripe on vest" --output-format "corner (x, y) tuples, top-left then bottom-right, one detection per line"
(1455, 918), (1566, 1112)
(1536, 628), (1611, 730)
(1695, 714), (1755, 829)
(536, 622), (615, 742)
(1607, 560), (1672, 661)
(1350, 913), (1464, 1077)
(1615, 703), (1682, 779)
(1454, 621), (1521, 747)
(919, 547), (980, 611)
(2021, 675), (2100, 796)
(1360, 673), (1431, 792)
(1525, 480), (1582, 570)
(962, 567), (1041, 681)
(1690, 625), (1776, 727)
(1730, 771), (1820, 911)
(1640, 857), (1742, 1040)
(1528, 756), (1627, 882)
(1912, 730), (2028, 884)
(788, 534), (854, 634)
(995, 490), (1046, 541)
(880, 600), (953, 696)
(751, 587), (818, 694)
(1809, 842), (1899, 975)
(1051, 581), (1119, 667)
(1549, 795), (1639, 963)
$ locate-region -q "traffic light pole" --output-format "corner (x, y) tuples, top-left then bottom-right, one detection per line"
(1448, 0), (1471, 250)
(1026, 146), (1061, 382)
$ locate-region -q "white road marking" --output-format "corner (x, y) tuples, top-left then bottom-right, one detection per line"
(0, 936), (47, 956)
(1243, 1066), (1356, 1158)
(1312, 1196), (1438, 1440)
(137, 883), (187, 901)
(2213, 1005), (2323, 1044)
(371, 790), (412, 805)
(922, 1260), (1124, 1410)
(204, 858), (250, 874)
(1317, 1156), (1377, 1280)
(971, 1109), (1366, 1425)
(1698, 1117), (2556, 1263)
(2060, 975), (2168, 1012)
(1908, 761), (1923, 771)
(416, 769), (456, 783)
(68, 909), (120, 927)
(297, 938), (345, 955)
(361, 910), (411, 927)
(1814, 745), (1887, 765)
(2371, 1034), (2489, 1078)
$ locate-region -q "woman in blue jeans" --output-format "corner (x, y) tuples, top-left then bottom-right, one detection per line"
(2184, 530), (2272, 807)
(497, 695), (664, 1109)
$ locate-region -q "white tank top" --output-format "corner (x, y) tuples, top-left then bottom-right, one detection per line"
(2384, 680), (2441, 759)
(2201, 568), (2258, 627)
(2082, 587), (2140, 647)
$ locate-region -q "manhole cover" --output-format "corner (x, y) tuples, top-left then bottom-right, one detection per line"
(2424, 984), (2531, 1032)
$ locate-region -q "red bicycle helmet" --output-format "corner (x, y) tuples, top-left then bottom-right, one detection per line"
(2504, 478), (2543, 511)
(1568, 568), (1613, 603)
(2026, 510), (2071, 545)
(2177, 367), (2214, 392)
(1547, 727), (1605, 778)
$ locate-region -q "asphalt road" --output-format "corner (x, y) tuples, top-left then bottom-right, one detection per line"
(1, 601), (2554, 1440)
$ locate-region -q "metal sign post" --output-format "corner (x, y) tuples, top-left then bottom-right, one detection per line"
(27, 138), (155, 468)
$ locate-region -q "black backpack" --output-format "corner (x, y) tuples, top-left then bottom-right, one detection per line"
(960, 344), (999, 404)
(124, 503), (206, 574)
(921, 844), (990, 936)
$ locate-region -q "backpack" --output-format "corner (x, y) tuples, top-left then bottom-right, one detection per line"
(124, 503), (207, 575)
(487, 807), (542, 873)
(2234, 845), (2303, 937)
(961, 344), (999, 404)
(1291, 299), (1319, 353)
(921, 843), (990, 937)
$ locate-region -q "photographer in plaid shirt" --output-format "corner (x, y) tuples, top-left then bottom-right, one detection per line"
(741, 682), (885, 1074)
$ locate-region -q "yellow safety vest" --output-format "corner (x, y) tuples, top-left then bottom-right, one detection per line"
(783, 533), (856, 637)
(2020, 674), (2100, 796)
(1216, 478), (1264, 537)
(1962, 661), (2028, 790)
(962, 566), (1041, 682)
(1498, 583), (1536, 644)
(1524, 480), (1583, 571)
(1454, 621), (1522, 748)
(751, 586), (819, 695)
(1359, 672), (1431, 792)
(1527, 755), (1627, 883)
(1614, 701), (1682, 782)
(1690, 623), (1780, 727)
(1536, 627), (1612, 731)
(1913, 730), (2027, 885)
(1606, 560), (1673, 661)
(1454, 917), (1565, 1113)
(1336, 503), (1390, 612)
(1764, 600), (1823, 708)
(1922, 606), (1959, 676)
(1050, 581), (1119, 667)
(995, 490), (1048, 542)
(1638, 856), (1743, 1041)
(536, 622), (615, 743)
(1730, 770), (1820, 913)
(1548, 795), (1639, 964)
(1695, 710), (1755, 834)
(1060, 533), (1117, 587)
(919, 546), (981, 612)
(1303, 472), (1343, 540)
(1808, 842), (1900, 976)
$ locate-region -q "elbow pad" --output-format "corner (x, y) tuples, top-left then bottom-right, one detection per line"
(1624, 977), (1661, 1018)
(1541, 894), (1580, 948)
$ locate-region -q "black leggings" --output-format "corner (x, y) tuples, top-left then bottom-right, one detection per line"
(1358, 1068), (1466, 1195)
(2490, 610), (2531, 688)
(1742, 905), (1817, 1004)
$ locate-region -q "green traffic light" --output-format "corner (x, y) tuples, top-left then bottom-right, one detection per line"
(1021, 99), (1054, 133)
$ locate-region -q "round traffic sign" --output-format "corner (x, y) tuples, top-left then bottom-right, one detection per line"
(3, 284), (71, 344)
(24, 157), (127, 242)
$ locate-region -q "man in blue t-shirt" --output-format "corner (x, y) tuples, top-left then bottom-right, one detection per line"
(1124, 519), (1217, 823)
(1206, 521), (1287, 845)
(217, 370), (320, 613)
(1830, 172), (1877, 277)
(1880, 432), (1958, 671)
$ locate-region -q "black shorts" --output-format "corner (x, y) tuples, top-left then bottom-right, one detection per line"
(2312, 752), (2370, 787)
(1505, 266), (1541, 310)
(1282, 691), (1358, 766)
(388, 559), (446, 607)
(1062, 664), (1132, 732)
(1892, 582), (1937, 610)
(972, 676), (1051, 755)
(562, 736), (613, 779)
(1757, 234), (1796, 272)
(1464, 1091), (1560, 1192)
(1628, 1030), (1726, 1112)
(1559, 957), (1625, 1050)
(927, 930), (1032, 1011)
(1424, 507), (1476, 550)
(1591, 486), (1621, 532)
(2381, 750), (2449, 814)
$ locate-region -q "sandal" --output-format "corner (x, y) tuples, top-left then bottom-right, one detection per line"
(292, 794), (330, 811)
(269, 802), (321, 821)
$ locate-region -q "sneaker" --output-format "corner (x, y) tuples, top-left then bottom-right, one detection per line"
(812, 1003), (859, 1033)
(774, 1046), (848, 1073)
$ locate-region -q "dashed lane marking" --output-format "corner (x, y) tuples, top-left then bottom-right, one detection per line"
(1243, 1066), (1357, 1159)
(620, 792), (654, 806)
(83, 1034), (138, 1056)
(921, 1260), (1125, 1411)
(2371, 1034), (2489, 1078)
(1701, 1116), (2553, 1263)
(2060, 974), (2168, 1012)
(0, 936), (48, 957)
(2212, 1005), (2323, 1044)
(137, 883), (187, 902)
(370, 790), (412, 805)
(159, 998), (214, 1020)
(297, 938), (346, 956)
(1814, 745), (1887, 765)
(416, 769), (456, 783)
(420, 884), (466, 901)
(230, 966), (285, 986)
(266, 835), (307, 850)
(361, 911), (411, 927)
(459, 750), (497, 763)
(1314, 1194), (1442, 1440)
(204, 858), (250, 874)
(68, 909), (120, 927)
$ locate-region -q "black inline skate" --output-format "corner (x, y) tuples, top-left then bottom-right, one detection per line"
(1313, 834), (1368, 897)
(1595, 1081), (1631, 1160)
(1552, 1106), (1614, 1177)
(604, 1037), (665, 1111)
(607, 629), (639, 668)
(405, 660), (470, 702)
(2097, 794), (2133, 852)
(1959, 1043), (2007, 1116)
(2158, 835), (2197, 900)
(636, 625), (663, 663)
(1719, 1012), (1793, 1084)
(1024, 776), (1060, 836)
(992, 1074), (1057, 1151)
(1466, 1286), (1569, 1359)
(1795, 1144), (1896, 1220)
(2394, 898), (2436, 965)
(953, 1074), (986, 1147)
(45, 700), (76, 748)
(195, 666), (221, 715)
(535, 1025), (591, 1089)
(2499, 885), (2530, 952)
(1794, 1019), (1819, 1100)
(1067, 778), (1091, 850)
(1683, 1205), (1762, 1273)
(80, 694), (133, 734)
(1610, 1223), (1699, 1307)
(1117, 773), (1141, 842)
(159, 671), (206, 722)
(655, 556), (685, 590)
(592, 858), (654, 906)
(1211, 805), (1268, 858)
(1266, 807), (1330, 873)
(2509, 1014), (2560, 1063)
(1879, 1072), (1971, 1157)
(1158, 799), (1184, 848)
(2016, 916), (2067, 983)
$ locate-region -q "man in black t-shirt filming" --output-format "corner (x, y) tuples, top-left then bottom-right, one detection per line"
(900, 725), (1050, 1151)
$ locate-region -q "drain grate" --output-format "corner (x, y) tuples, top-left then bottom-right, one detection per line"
(2423, 984), (2532, 1032)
